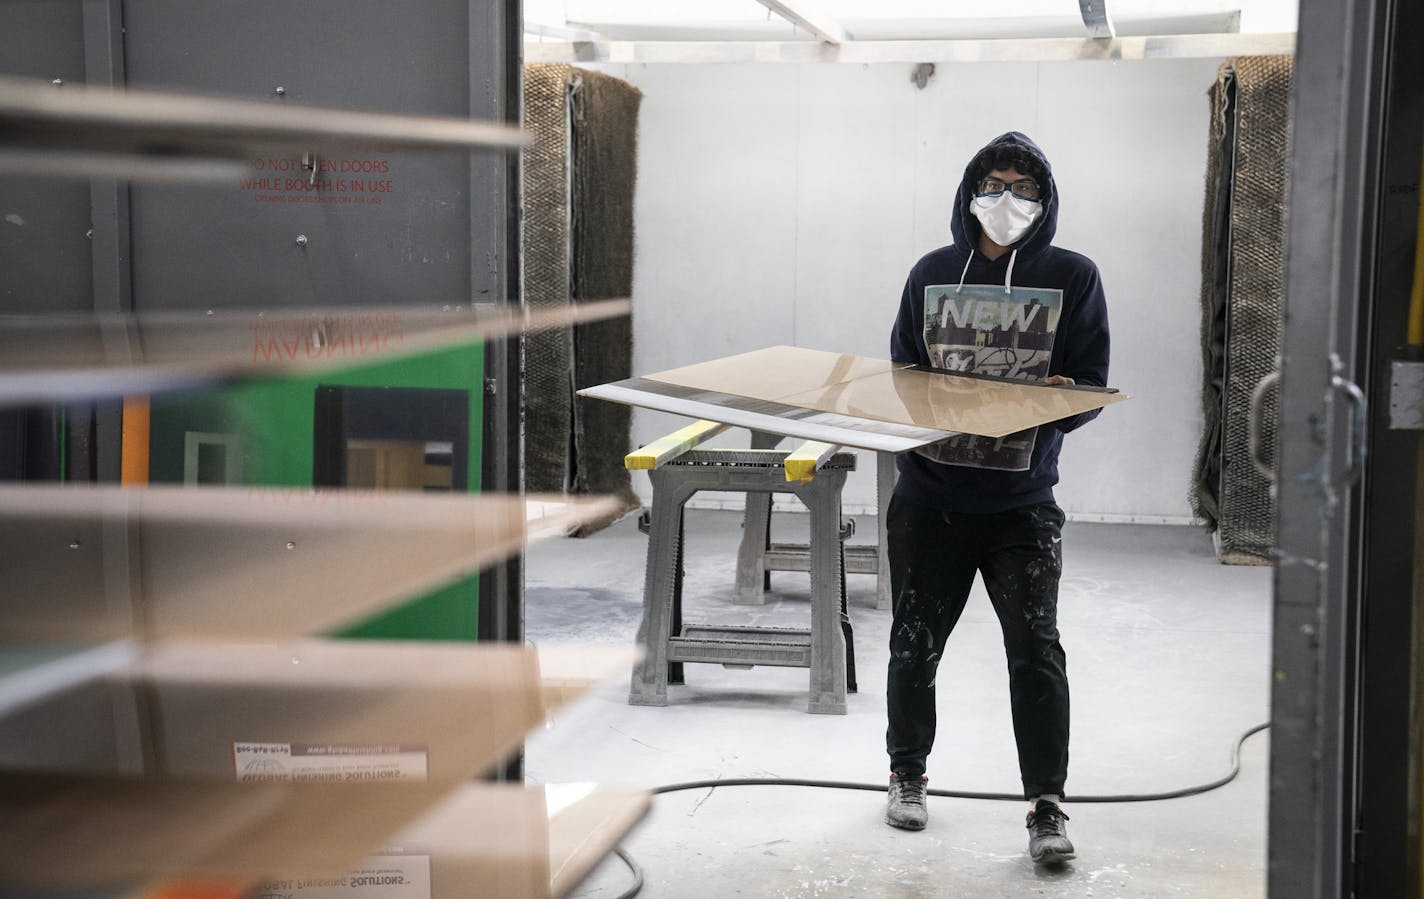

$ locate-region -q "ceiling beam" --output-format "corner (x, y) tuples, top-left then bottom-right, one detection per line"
(752, 0), (847, 45)
(526, 32), (1296, 65)
(524, 21), (601, 43)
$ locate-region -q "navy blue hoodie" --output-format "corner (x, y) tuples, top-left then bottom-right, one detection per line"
(890, 132), (1110, 513)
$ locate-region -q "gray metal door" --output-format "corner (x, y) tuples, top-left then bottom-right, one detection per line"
(120, 0), (498, 311)
(0, 3), (93, 313)
(1267, 0), (1384, 894)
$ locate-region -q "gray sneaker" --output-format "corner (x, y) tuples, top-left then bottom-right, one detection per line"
(1026, 801), (1076, 864)
(885, 773), (928, 830)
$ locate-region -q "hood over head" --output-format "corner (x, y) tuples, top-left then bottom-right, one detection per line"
(950, 132), (1058, 256)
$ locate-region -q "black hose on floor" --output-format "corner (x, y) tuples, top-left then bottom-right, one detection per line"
(609, 721), (1270, 899)
(612, 848), (644, 897)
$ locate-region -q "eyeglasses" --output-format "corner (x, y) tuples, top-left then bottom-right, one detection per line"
(976, 177), (1042, 201)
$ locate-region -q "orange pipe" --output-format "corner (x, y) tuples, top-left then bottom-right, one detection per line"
(120, 394), (151, 485)
(1410, 141), (1424, 346)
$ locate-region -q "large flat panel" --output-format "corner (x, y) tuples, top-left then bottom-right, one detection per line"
(121, 0), (486, 310)
(1, 774), (647, 898)
(0, 678), (126, 772)
(0, 299), (625, 407)
(0, 0), (94, 313)
(0, 484), (620, 643)
(0, 773), (450, 888)
(605, 345), (1126, 441)
(396, 783), (650, 899)
(645, 344), (901, 398)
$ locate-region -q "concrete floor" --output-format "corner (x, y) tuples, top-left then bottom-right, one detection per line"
(523, 508), (1273, 898)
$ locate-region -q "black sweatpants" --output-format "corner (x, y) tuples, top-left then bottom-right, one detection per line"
(885, 493), (1069, 799)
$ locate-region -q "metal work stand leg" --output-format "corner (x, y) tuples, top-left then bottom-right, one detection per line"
(629, 472), (694, 706)
(739, 443), (893, 612)
(669, 513), (685, 686)
(734, 493), (772, 604)
(875, 451), (897, 611)
(797, 471), (850, 715)
(840, 542), (857, 693)
(734, 431), (782, 605)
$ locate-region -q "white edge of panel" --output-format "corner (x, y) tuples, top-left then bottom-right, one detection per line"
(579, 383), (936, 453)
(0, 641), (142, 720)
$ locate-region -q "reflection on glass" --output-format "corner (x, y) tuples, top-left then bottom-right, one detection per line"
(313, 384), (469, 492)
(345, 439), (455, 490)
(645, 345), (902, 401)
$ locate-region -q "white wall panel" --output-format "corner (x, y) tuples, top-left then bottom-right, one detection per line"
(625, 64), (800, 377)
(907, 63), (1043, 259)
(791, 64), (916, 359)
(591, 58), (1225, 521)
(612, 63), (803, 509)
(1033, 58), (1221, 520)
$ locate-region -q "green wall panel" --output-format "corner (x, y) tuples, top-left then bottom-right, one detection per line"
(149, 343), (484, 642)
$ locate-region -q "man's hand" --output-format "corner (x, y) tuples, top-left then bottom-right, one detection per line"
(1044, 375), (1076, 386)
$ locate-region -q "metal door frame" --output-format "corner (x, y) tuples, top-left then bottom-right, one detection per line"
(1269, 0), (1388, 894)
(1352, 0), (1424, 894)
(82, 0), (129, 482)
(477, 0), (523, 649)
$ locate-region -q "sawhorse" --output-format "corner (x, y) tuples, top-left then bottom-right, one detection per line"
(626, 422), (856, 714)
(734, 430), (895, 610)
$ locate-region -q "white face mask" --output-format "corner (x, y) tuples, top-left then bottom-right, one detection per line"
(971, 192), (1043, 247)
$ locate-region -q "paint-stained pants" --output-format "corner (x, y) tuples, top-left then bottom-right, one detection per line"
(885, 493), (1069, 799)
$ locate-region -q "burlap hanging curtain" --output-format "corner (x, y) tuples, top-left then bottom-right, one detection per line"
(523, 65), (642, 533)
(1193, 55), (1293, 565)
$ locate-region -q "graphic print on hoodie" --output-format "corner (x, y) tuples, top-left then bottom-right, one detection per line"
(918, 283), (1063, 470)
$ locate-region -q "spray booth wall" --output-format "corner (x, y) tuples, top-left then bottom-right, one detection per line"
(588, 57), (1225, 522)
(0, 0), (508, 639)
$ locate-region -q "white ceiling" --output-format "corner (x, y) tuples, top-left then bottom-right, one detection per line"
(523, 0), (1298, 42)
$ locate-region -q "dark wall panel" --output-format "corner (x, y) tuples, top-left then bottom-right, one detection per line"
(121, 0), (487, 310)
(0, 1), (95, 313)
